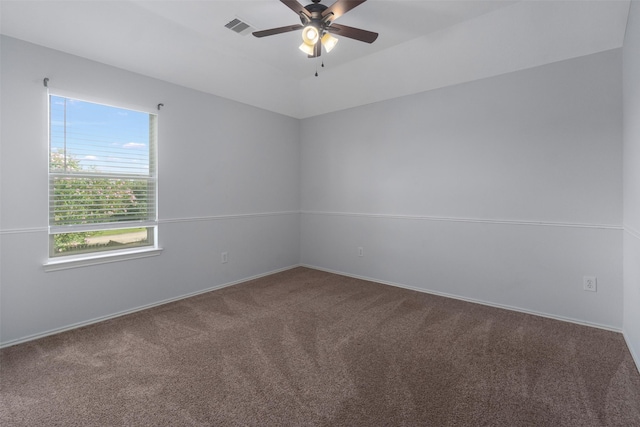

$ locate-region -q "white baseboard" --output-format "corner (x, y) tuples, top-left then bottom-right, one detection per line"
(300, 264), (622, 333)
(0, 264), (301, 349)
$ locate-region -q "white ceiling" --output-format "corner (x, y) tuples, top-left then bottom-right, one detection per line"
(0, 0), (631, 118)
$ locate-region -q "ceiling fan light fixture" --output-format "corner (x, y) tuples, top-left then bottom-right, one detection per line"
(301, 25), (319, 45)
(321, 33), (338, 52)
(299, 42), (315, 55)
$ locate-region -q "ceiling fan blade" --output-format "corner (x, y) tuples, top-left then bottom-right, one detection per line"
(322, 0), (367, 21)
(280, 0), (311, 18)
(326, 23), (378, 43)
(253, 24), (303, 38)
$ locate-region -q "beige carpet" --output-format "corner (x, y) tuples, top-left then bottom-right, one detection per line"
(1, 267), (639, 426)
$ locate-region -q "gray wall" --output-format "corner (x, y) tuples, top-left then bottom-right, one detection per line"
(0, 36), (301, 345)
(623, 1), (640, 368)
(300, 49), (624, 329)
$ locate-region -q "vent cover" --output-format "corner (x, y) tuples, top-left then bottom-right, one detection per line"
(225, 18), (254, 36)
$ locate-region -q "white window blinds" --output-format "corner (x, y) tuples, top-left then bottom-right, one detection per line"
(48, 95), (157, 237)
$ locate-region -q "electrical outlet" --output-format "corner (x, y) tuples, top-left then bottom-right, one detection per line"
(583, 276), (597, 292)
(358, 247), (363, 257)
(221, 252), (228, 264)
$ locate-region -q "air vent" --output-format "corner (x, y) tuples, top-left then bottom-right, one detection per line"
(225, 18), (254, 36)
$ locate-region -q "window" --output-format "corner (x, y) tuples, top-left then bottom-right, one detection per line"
(48, 95), (157, 258)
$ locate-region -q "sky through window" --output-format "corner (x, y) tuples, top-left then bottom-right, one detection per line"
(49, 96), (151, 175)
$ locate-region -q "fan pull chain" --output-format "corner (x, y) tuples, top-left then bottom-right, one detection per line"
(315, 57), (325, 77)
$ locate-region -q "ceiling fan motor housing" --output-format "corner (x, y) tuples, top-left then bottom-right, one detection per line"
(300, 2), (331, 30)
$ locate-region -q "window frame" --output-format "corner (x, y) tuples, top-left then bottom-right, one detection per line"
(45, 92), (160, 266)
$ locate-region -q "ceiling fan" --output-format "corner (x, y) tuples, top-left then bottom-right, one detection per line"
(253, 0), (378, 58)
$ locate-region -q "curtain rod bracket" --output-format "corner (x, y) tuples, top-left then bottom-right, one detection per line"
(43, 77), (49, 88)
(157, 103), (164, 111)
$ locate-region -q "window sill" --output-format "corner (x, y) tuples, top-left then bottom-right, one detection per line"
(43, 247), (163, 272)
